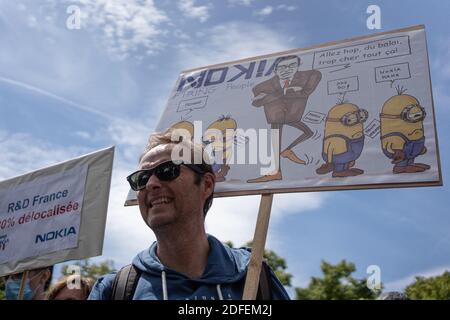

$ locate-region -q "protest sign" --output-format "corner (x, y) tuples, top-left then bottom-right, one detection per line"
(125, 25), (442, 206)
(0, 146), (114, 277)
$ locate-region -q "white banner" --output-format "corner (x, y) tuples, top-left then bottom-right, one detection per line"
(125, 25), (442, 205)
(0, 165), (87, 264)
(0, 146), (114, 277)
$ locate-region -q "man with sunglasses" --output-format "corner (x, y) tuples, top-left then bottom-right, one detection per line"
(89, 131), (290, 300)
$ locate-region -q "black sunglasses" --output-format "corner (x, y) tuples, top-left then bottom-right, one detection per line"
(127, 161), (205, 191)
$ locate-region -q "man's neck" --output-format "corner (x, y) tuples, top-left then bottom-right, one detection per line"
(155, 226), (210, 279)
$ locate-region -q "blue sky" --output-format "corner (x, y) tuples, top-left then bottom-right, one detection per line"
(1, 0), (449, 297)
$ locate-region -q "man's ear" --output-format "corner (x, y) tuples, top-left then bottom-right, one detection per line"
(203, 172), (215, 198)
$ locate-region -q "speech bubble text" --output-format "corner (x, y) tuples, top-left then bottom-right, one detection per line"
(303, 111), (327, 124)
(375, 62), (411, 84)
(177, 96), (208, 113)
(313, 35), (411, 69)
(327, 76), (359, 95)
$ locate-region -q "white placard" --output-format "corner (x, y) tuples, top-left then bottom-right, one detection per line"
(125, 25), (441, 205)
(0, 146), (114, 277)
(0, 165), (87, 264)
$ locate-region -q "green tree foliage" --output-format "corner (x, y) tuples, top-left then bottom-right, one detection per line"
(405, 271), (450, 300)
(60, 259), (116, 282)
(226, 240), (292, 287)
(0, 277), (5, 300)
(295, 260), (381, 300)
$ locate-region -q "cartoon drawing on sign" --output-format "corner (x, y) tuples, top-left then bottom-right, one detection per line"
(166, 120), (194, 141)
(177, 96), (208, 121)
(203, 115), (238, 182)
(166, 118), (239, 182)
(316, 98), (368, 178)
(247, 55), (322, 183)
(380, 85), (430, 174)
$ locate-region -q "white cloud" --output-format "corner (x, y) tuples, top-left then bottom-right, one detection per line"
(70, 0), (169, 59)
(177, 21), (294, 69)
(173, 29), (191, 40)
(277, 4), (297, 12)
(177, 0), (210, 23)
(383, 265), (450, 292)
(254, 5), (273, 16)
(206, 192), (327, 248)
(206, 196), (260, 246)
(228, 0), (254, 6)
(0, 3), (149, 116)
(27, 15), (37, 27)
(254, 4), (297, 17)
(0, 131), (91, 181)
(74, 131), (92, 140)
(0, 76), (117, 121)
(106, 119), (152, 163)
(272, 192), (328, 217)
(17, 3), (27, 11)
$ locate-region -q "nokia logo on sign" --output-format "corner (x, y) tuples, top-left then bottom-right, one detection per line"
(176, 60), (277, 92)
(0, 234), (9, 251)
(35, 226), (77, 243)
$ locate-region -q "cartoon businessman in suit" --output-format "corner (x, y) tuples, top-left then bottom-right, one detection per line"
(247, 55), (322, 183)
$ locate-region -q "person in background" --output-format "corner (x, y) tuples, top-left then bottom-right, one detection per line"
(5, 266), (53, 300)
(47, 274), (94, 300)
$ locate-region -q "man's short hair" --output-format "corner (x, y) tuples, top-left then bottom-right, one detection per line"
(273, 55), (301, 69)
(140, 129), (215, 217)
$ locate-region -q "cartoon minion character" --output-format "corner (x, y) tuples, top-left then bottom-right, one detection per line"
(380, 90), (429, 174)
(166, 120), (194, 141)
(203, 115), (237, 182)
(316, 103), (367, 178)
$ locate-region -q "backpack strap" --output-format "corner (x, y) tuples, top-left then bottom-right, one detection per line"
(111, 264), (142, 300)
(111, 261), (272, 300)
(256, 261), (272, 300)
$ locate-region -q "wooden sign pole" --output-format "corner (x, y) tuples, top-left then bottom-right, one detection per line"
(17, 270), (29, 300)
(242, 193), (274, 300)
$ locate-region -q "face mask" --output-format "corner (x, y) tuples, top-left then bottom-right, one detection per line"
(6, 278), (36, 300)
(5, 271), (43, 300)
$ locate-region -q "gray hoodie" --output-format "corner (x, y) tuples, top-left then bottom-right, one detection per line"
(88, 234), (290, 300)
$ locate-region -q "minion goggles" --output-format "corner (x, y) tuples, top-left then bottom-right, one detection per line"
(326, 109), (369, 126)
(380, 104), (426, 123)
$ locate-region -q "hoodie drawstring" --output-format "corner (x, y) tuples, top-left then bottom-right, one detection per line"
(216, 284), (223, 300)
(161, 270), (168, 300)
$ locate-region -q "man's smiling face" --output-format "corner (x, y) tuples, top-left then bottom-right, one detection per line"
(137, 144), (204, 231)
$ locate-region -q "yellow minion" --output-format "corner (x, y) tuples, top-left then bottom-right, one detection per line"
(380, 88), (429, 173)
(203, 115), (237, 182)
(316, 102), (367, 177)
(166, 120), (194, 141)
